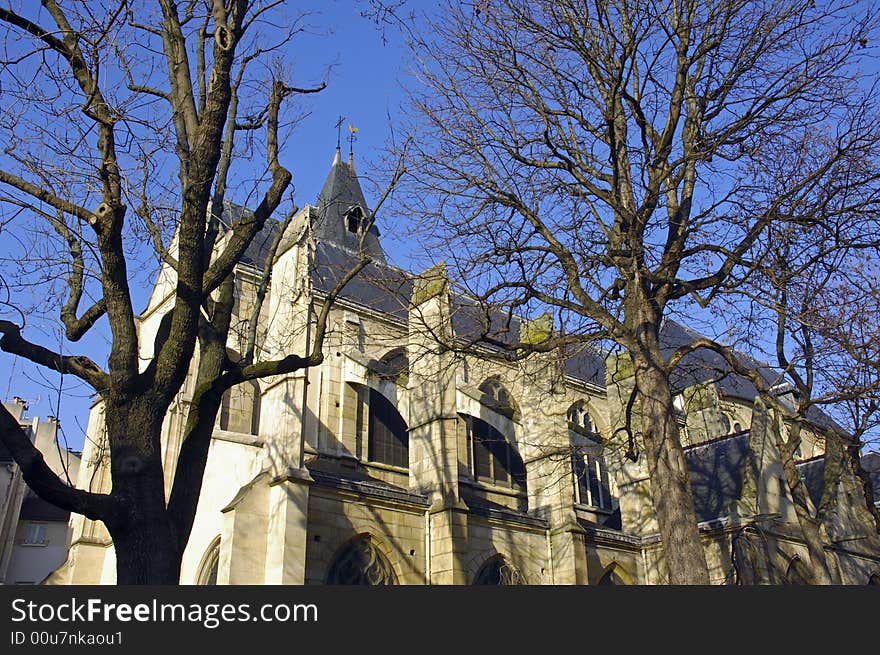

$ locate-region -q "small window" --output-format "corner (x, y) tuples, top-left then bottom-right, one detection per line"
(23, 523), (48, 546)
(219, 380), (260, 435)
(377, 349), (409, 384)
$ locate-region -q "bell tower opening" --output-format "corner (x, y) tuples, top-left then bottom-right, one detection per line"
(346, 205), (365, 233)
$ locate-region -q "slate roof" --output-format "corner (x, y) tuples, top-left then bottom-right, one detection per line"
(658, 319), (846, 434)
(684, 432), (752, 523)
(311, 240), (410, 317)
(217, 202), (281, 269)
(684, 442), (880, 523)
(226, 151), (845, 407)
(659, 318), (777, 400)
(304, 454), (429, 507)
(795, 452), (880, 509)
(796, 457), (826, 508)
(231, 209), (848, 414)
(307, 224), (610, 385)
(561, 346), (606, 387)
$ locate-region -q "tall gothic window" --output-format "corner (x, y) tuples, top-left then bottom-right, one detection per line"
(367, 388), (409, 468)
(568, 401), (612, 510)
(326, 535), (397, 585)
(572, 448), (612, 510)
(465, 415), (527, 492)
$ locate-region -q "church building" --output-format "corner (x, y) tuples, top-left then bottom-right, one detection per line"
(48, 149), (880, 585)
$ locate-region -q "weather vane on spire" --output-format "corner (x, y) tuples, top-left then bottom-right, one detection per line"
(348, 123), (359, 162)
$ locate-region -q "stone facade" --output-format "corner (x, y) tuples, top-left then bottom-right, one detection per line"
(47, 150), (880, 586)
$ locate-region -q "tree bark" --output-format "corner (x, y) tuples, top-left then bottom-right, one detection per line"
(107, 504), (182, 585)
(633, 360), (711, 585)
(102, 395), (181, 584)
(776, 421), (835, 584)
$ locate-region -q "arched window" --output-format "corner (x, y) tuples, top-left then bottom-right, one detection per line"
(784, 555), (810, 585)
(572, 448), (612, 510)
(197, 538), (221, 585)
(367, 388), (408, 468)
(719, 413), (743, 435)
(598, 565), (625, 585)
(567, 399), (594, 435)
(465, 415), (526, 492)
(326, 535), (397, 585)
(568, 401), (612, 511)
(377, 348), (409, 384)
(473, 555), (525, 585)
(478, 377), (519, 420)
(219, 380), (260, 435)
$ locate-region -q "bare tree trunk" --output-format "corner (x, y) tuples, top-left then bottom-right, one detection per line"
(775, 422), (835, 584)
(634, 361), (711, 584)
(108, 499), (182, 585)
(101, 396), (182, 584)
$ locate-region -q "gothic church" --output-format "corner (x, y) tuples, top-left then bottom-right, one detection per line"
(48, 149), (880, 585)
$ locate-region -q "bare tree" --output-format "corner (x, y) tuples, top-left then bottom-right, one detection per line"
(389, 0), (880, 583)
(671, 200), (880, 584)
(696, 208), (880, 583)
(0, 0), (400, 583)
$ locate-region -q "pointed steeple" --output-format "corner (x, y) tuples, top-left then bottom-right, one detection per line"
(314, 147), (385, 261)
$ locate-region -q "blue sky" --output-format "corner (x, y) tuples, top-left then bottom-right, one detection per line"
(0, 1), (419, 451)
(2, 1), (878, 452)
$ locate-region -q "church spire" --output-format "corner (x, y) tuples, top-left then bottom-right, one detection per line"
(314, 145), (385, 262)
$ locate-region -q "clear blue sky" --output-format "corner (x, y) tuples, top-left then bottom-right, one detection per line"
(0, 1), (419, 451)
(3, 2), (877, 452)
